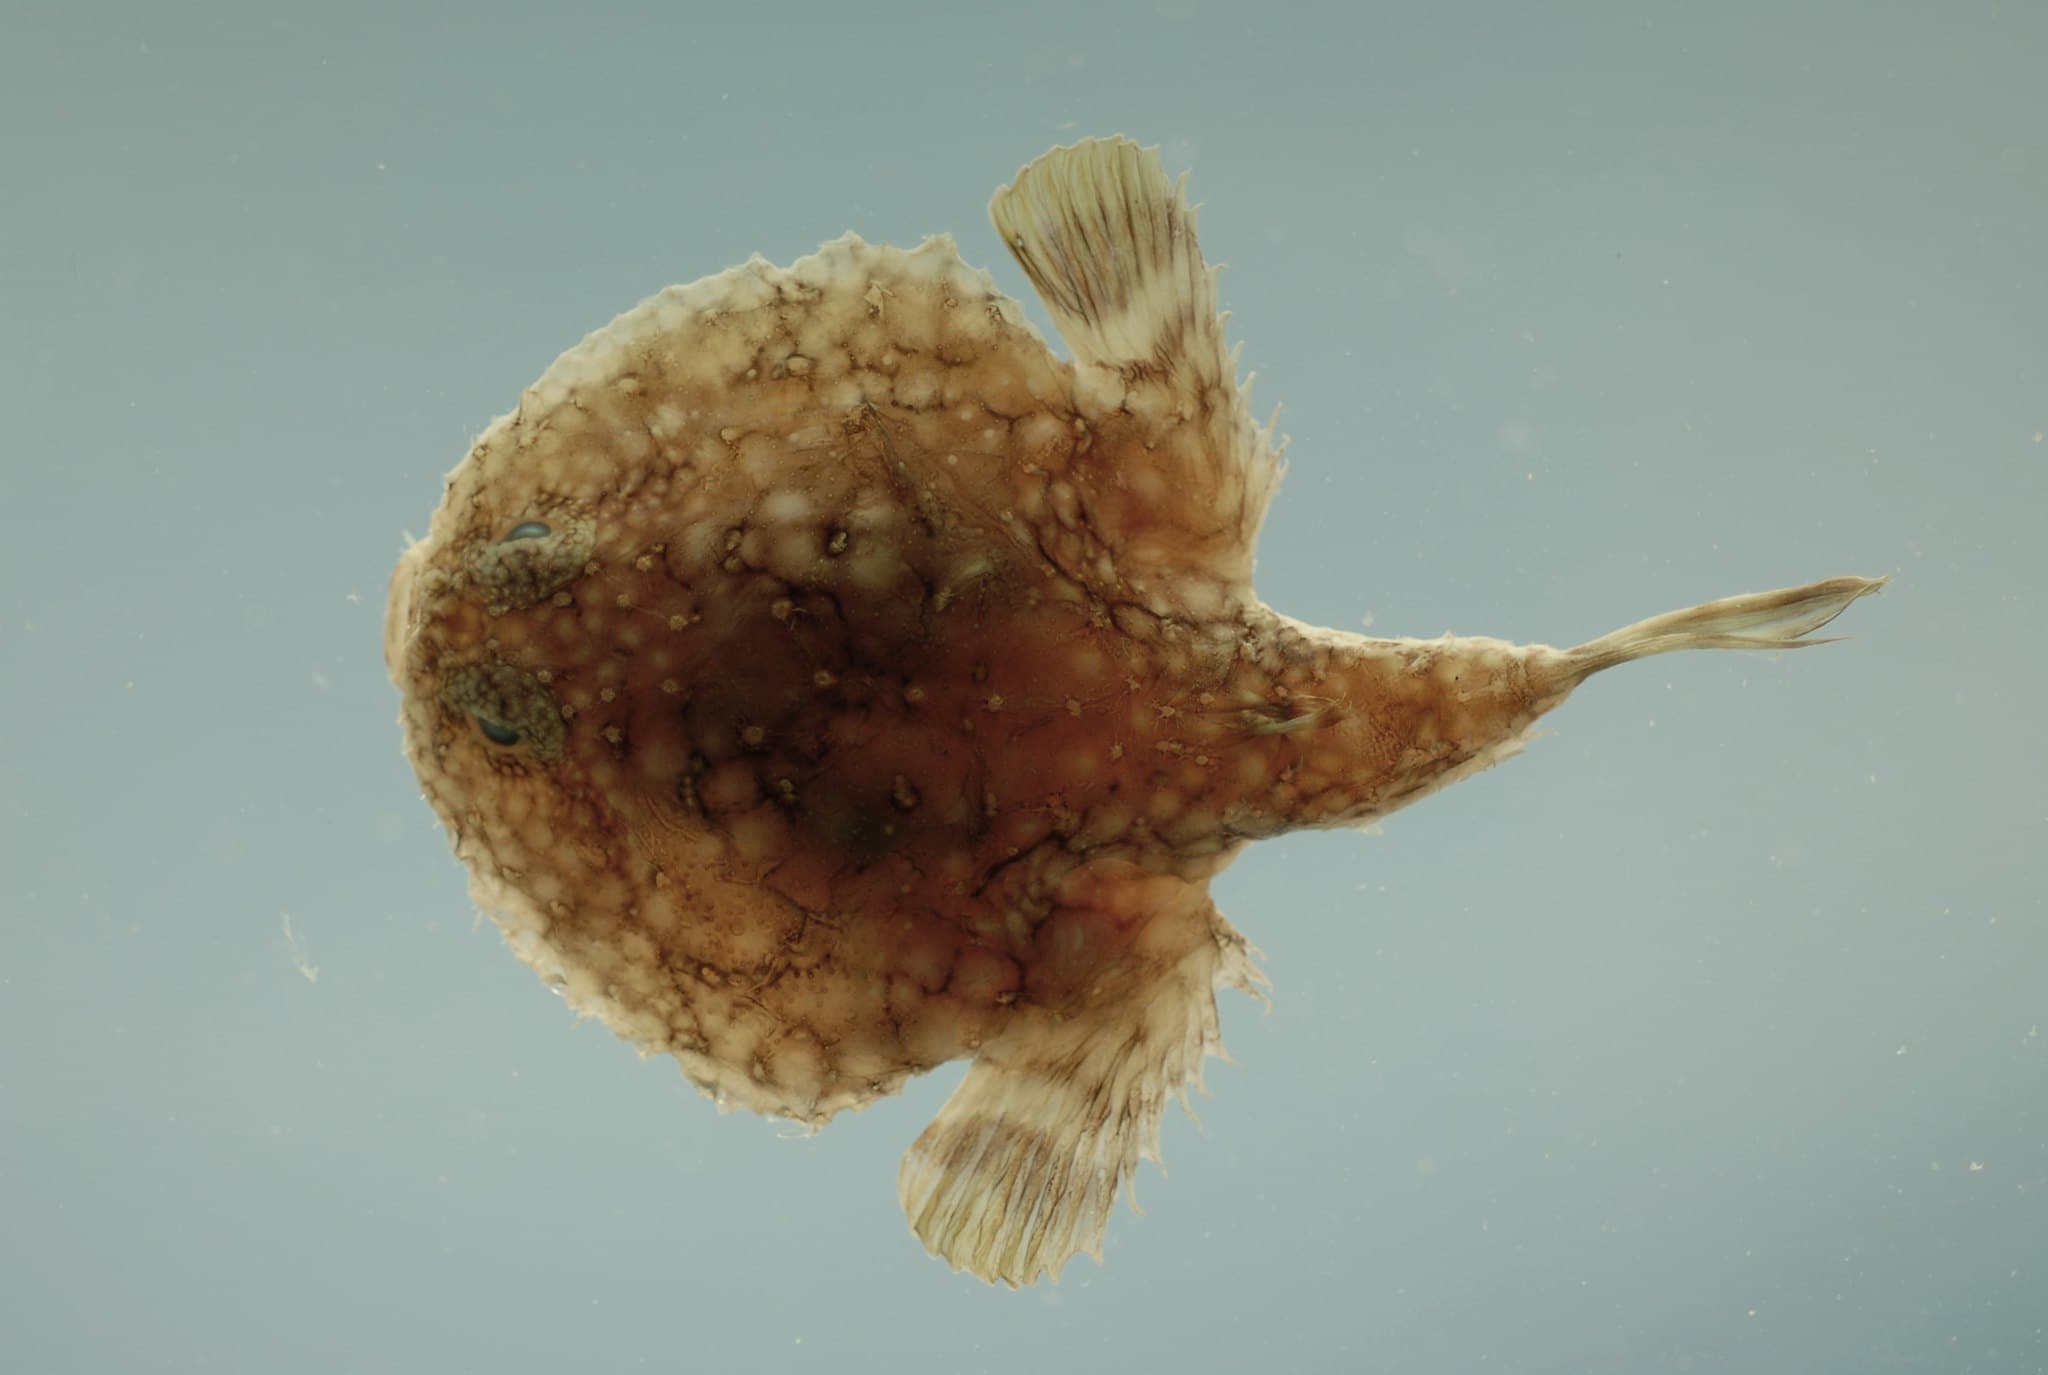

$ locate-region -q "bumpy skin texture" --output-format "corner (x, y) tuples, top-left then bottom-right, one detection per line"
(387, 139), (1882, 1285)
(386, 224), (1281, 1122)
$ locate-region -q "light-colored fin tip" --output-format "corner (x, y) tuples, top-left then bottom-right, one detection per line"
(986, 136), (1285, 567)
(989, 136), (1219, 378)
(1564, 574), (1889, 680)
(896, 910), (1264, 1287)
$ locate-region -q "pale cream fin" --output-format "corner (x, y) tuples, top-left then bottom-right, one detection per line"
(1556, 575), (1889, 684)
(991, 137), (1220, 378)
(897, 884), (1266, 1287)
(989, 138), (1284, 559)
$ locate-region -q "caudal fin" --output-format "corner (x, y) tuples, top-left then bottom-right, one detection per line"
(1549, 575), (1887, 687)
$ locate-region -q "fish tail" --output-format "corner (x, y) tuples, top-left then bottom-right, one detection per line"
(1537, 575), (1888, 695)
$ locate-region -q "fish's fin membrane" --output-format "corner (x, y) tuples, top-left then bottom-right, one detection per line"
(1545, 575), (1889, 693)
(990, 137), (1222, 383)
(989, 137), (1284, 602)
(897, 883), (1265, 1287)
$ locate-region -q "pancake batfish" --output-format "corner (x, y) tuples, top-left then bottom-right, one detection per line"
(386, 137), (1883, 1285)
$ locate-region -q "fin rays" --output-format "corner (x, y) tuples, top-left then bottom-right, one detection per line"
(1555, 576), (1890, 687)
(990, 138), (1284, 599)
(897, 881), (1265, 1286)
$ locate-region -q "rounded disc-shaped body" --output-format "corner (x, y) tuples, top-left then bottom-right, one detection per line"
(387, 225), (1272, 1122)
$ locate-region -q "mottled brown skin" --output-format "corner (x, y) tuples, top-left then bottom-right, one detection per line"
(387, 139), (1882, 1285)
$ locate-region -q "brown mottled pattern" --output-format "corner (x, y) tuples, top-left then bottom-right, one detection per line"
(387, 137), (1883, 1286)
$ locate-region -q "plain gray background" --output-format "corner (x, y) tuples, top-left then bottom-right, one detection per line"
(4, 3), (2042, 1372)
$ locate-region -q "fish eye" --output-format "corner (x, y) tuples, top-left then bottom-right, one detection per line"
(475, 715), (523, 746)
(502, 521), (551, 543)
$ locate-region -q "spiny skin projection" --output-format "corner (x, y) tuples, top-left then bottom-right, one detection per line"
(387, 137), (1884, 1287)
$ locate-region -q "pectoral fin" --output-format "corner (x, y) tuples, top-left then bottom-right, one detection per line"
(990, 137), (1284, 603)
(897, 875), (1265, 1286)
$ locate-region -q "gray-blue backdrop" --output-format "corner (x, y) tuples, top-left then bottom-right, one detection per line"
(4, 3), (2041, 1372)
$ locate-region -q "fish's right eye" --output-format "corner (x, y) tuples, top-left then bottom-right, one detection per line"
(501, 521), (551, 543)
(475, 716), (522, 746)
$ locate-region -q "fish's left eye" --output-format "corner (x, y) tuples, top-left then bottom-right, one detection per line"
(502, 521), (551, 542)
(475, 716), (523, 746)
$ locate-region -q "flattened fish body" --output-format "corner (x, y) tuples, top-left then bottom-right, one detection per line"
(387, 138), (1882, 1285)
